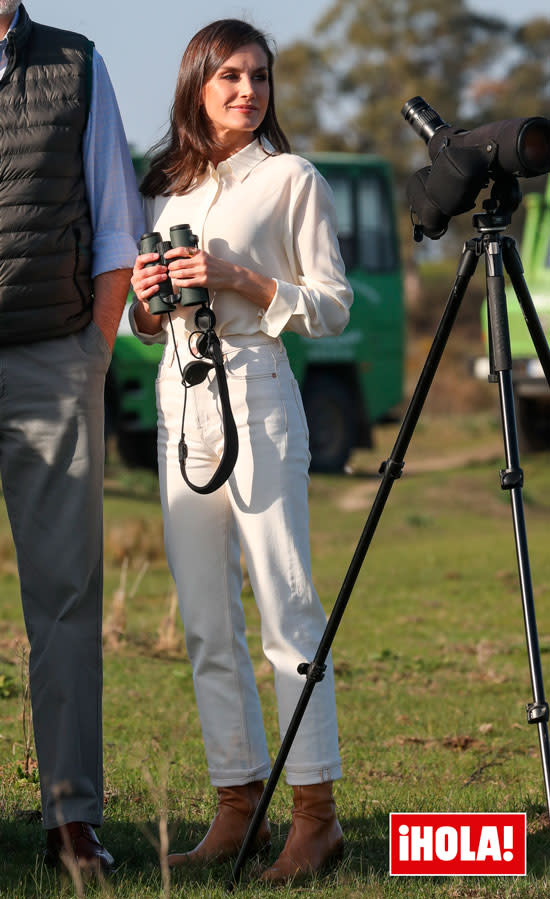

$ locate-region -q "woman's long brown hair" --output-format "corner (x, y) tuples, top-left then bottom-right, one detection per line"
(140, 19), (291, 197)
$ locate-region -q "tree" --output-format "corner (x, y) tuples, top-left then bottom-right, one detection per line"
(321, 1), (509, 178)
(466, 17), (550, 123)
(273, 42), (344, 153)
(275, 1), (513, 171)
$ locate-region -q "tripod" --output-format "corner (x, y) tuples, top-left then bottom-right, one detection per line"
(229, 181), (550, 888)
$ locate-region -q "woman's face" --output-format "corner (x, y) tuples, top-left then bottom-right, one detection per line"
(201, 43), (270, 154)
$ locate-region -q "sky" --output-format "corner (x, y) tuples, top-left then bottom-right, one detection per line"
(41, 0), (550, 153)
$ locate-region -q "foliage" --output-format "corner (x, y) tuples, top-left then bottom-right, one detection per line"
(469, 18), (550, 123)
(274, 42), (335, 154)
(0, 671), (16, 698)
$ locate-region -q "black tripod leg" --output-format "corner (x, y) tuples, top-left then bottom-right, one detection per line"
(485, 237), (550, 817)
(228, 243), (480, 889)
(502, 237), (550, 389)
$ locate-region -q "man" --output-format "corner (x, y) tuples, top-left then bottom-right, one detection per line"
(0, 2), (144, 873)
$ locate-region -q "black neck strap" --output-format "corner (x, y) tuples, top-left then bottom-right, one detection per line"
(178, 332), (239, 494)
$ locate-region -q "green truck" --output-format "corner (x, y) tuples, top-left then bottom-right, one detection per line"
(472, 176), (550, 451)
(106, 152), (405, 472)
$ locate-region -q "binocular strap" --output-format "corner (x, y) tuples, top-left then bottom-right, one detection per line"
(178, 337), (239, 494)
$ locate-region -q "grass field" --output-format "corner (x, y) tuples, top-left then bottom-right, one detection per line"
(2, 412), (550, 897)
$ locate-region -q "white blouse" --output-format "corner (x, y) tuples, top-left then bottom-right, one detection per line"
(133, 137), (353, 345)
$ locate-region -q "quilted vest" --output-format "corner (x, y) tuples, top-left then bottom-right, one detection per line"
(0, 4), (94, 345)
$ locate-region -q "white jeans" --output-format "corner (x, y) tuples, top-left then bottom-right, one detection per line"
(156, 334), (341, 786)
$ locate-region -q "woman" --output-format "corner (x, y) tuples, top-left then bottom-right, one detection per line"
(130, 19), (353, 884)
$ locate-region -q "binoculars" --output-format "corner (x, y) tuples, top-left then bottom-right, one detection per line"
(139, 224), (210, 315)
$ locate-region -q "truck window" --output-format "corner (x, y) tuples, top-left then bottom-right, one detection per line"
(324, 175), (355, 270)
(357, 175), (397, 273)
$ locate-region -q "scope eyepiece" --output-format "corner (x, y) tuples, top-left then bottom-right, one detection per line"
(401, 96), (449, 144)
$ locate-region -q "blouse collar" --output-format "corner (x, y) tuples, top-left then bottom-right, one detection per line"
(210, 136), (277, 183)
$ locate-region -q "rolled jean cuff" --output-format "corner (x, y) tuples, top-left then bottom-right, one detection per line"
(209, 762), (271, 788)
(285, 762), (342, 786)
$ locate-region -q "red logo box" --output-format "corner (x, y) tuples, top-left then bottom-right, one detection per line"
(390, 812), (526, 876)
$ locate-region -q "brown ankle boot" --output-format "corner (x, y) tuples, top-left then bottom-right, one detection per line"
(168, 781), (271, 867)
(260, 782), (344, 884)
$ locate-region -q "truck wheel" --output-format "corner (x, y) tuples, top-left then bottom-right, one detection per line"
(302, 373), (358, 473)
(516, 395), (550, 453)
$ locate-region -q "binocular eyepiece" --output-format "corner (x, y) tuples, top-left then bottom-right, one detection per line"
(139, 224), (210, 315)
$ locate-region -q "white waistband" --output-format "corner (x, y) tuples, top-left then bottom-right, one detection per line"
(218, 334), (283, 354)
(164, 330), (285, 369)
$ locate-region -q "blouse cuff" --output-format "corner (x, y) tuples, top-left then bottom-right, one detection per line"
(128, 299), (167, 345)
(258, 279), (299, 337)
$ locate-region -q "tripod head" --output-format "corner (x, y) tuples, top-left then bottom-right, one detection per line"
(472, 175), (523, 234)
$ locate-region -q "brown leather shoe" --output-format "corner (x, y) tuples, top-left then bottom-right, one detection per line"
(44, 822), (114, 875)
(260, 782), (344, 884)
(168, 781), (271, 867)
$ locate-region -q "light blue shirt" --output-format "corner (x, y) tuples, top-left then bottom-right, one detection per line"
(83, 49), (145, 277)
(0, 7), (144, 278)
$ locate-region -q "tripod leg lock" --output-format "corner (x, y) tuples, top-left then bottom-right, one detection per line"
(297, 661), (327, 683)
(526, 702), (549, 724)
(379, 458), (405, 480)
(500, 467), (524, 490)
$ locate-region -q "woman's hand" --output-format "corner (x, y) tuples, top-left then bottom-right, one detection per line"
(165, 246), (277, 309)
(130, 252), (176, 336)
(165, 246), (232, 293)
(130, 252), (168, 312)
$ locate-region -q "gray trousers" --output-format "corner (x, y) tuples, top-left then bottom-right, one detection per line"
(0, 322), (111, 829)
